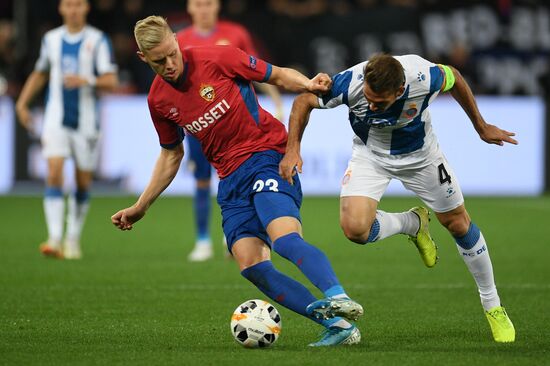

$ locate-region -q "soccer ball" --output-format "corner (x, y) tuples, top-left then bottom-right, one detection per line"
(230, 299), (282, 348)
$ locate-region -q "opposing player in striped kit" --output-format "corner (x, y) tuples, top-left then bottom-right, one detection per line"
(280, 53), (516, 343)
(16, 0), (118, 259)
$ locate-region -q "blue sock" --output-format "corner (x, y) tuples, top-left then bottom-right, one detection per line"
(273, 233), (344, 297)
(45, 186), (63, 198)
(241, 261), (323, 321)
(75, 189), (90, 204)
(366, 219), (380, 243)
(194, 186), (210, 240)
(454, 222), (481, 249)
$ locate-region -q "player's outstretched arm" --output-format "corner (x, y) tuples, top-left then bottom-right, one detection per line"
(444, 65), (518, 146)
(15, 71), (48, 131)
(111, 144), (184, 231)
(279, 93), (320, 184)
(268, 66), (332, 95)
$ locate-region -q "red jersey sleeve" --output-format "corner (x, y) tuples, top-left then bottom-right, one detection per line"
(214, 46), (272, 83)
(147, 97), (184, 149)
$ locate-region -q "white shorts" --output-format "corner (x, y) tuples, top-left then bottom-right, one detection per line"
(340, 150), (464, 213)
(41, 127), (100, 171)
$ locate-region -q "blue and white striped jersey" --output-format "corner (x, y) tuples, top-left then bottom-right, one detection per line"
(319, 55), (444, 167)
(35, 25), (117, 137)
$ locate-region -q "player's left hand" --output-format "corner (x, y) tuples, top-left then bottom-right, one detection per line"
(307, 73), (332, 94)
(477, 123), (518, 146)
(279, 149), (303, 185)
(63, 75), (88, 89)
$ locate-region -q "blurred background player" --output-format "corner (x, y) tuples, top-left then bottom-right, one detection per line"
(15, 0), (118, 259)
(177, 0), (284, 262)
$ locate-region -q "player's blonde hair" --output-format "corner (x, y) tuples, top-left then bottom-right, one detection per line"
(134, 15), (172, 52)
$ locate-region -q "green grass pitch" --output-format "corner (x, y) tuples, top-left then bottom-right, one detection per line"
(1, 195), (549, 365)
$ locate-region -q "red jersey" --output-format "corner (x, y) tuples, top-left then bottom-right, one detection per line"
(176, 20), (257, 55)
(147, 46), (287, 178)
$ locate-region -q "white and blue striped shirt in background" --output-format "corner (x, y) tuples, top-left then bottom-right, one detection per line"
(35, 25), (117, 137)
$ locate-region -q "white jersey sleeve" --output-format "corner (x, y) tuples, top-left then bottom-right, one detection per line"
(318, 61), (367, 109)
(94, 35), (117, 75)
(34, 36), (50, 72)
(395, 54), (444, 99)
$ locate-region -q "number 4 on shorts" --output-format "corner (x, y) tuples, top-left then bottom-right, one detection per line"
(438, 163), (452, 185)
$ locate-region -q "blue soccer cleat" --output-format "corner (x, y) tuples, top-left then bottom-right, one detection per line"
(308, 325), (361, 347)
(306, 297), (364, 321)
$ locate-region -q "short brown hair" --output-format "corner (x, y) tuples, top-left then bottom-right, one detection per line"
(364, 54), (405, 94)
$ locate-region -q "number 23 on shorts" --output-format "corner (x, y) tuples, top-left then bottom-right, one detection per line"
(253, 179), (280, 192)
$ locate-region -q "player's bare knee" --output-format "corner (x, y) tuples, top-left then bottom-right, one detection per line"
(46, 174), (63, 187)
(340, 217), (374, 244)
(443, 216), (470, 237)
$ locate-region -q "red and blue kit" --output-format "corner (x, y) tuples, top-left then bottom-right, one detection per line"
(147, 45), (287, 179)
(177, 20), (257, 54)
(176, 21), (259, 180)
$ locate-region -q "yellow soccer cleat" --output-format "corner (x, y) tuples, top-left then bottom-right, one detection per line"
(485, 306), (515, 343)
(408, 206), (438, 268)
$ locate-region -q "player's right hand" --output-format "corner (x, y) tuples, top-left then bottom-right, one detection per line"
(279, 150), (303, 185)
(308, 73), (332, 94)
(15, 104), (33, 131)
(111, 206), (145, 231)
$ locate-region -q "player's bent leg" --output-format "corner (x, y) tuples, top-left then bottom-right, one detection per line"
(234, 237), (318, 318)
(42, 157), (65, 258)
(436, 205), (515, 342)
(256, 191), (363, 322)
(340, 197), (428, 267)
(234, 237), (360, 346)
(339, 196), (378, 244)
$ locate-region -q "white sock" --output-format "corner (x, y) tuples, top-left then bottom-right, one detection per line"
(456, 231), (501, 311)
(43, 196), (65, 248)
(66, 194), (90, 243)
(370, 210), (419, 242)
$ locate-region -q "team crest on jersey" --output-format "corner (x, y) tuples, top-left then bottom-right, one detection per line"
(215, 39), (231, 46)
(199, 84), (216, 102)
(402, 103), (418, 118)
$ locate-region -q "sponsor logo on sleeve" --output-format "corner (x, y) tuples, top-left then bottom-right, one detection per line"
(249, 55), (257, 70)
